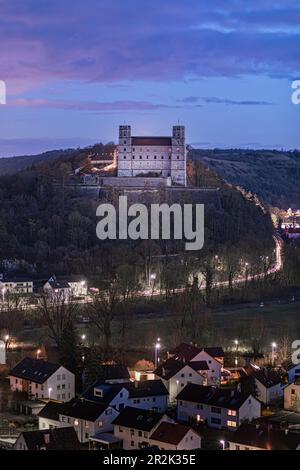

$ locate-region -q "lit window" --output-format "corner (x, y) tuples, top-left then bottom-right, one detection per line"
(227, 420), (237, 428)
(228, 410), (236, 416)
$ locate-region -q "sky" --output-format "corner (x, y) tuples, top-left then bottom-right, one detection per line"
(0, 0), (299, 156)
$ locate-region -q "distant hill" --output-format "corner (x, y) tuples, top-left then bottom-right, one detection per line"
(189, 149), (300, 209)
(0, 149), (76, 175)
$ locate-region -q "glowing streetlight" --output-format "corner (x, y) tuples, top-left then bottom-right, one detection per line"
(36, 349), (41, 359)
(80, 280), (86, 286)
(271, 342), (277, 365)
(150, 273), (156, 281)
(81, 334), (86, 341)
(154, 338), (161, 369)
(220, 439), (225, 450)
(48, 387), (52, 400)
(4, 334), (9, 342)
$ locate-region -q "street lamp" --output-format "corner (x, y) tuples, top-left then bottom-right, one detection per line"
(234, 340), (239, 367)
(48, 387), (52, 401)
(81, 334), (86, 341)
(271, 342), (277, 365)
(220, 439), (225, 450)
(36, 349), (41, 359)
(154, 339), (161, 369)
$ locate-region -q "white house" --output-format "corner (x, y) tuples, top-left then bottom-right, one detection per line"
(154, 358), (207, 403)
(176, 383), (261, 430)
(0, 275), (33, 296)
(245, 364), (284, 404)
(9, 357), (75, 402)
(282, 359), (300, 384)
(284, 379), (300, 412)
(38, 398), (119, 444)
(83, 379), (168, 412)
(168, 343), (224, 385)
(113, 406), (173, 450)
(228, 422), (300, 450)
(14, 427), (81, 450)
(149, 422), (202, 450)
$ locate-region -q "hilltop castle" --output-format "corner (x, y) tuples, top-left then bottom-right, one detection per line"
(117, 125), (187, 186)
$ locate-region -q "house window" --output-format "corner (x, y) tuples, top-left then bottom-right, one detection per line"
(123, 156), (126, 159)
(139, 156), (142, 159)
(85, 432), (89, 439)
(154, 156), (157, 159)
(197, 404), (203, 410)
(131, 441), (134, 447)
(228, 410), (236, 416)
(211, 417), (221, 425)
(189, 373), (192, 377)
(62, 374), (66, 380)
(144, 432), (148, 438)
(130, 429), (135, 436)
(57, 375), (61, 380)
(62, 394), (65, 399)
(124, 148), (126, 151)
(235, 445), (240, 450)
(138, 431), (142, 437)
(120, 392), (123, 398)
(291, 389), (295, 395)
(227, 421), (237, 428)
(211, 407), (221, 414)
(181, 374), (184, 378)
(57, 385), (61, 390)
(98, 421), (103, 427)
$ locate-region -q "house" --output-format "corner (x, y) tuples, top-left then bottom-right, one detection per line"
(0, 275), (33, 295)
(176, 383), (261, 430)
(281, 358), (300, 384)
(228, 422), (300, 450)
(284, 379), (300, 412)
(93, 364), (130, 384)
(38, 398), (119, 443)
(83, 379), (168, 412)
(14, 427), (81, 450)
(168, 343), (224, 385)
(154, 357), (208, 403)
(113, 406), (172, 450)
(245, 364), (284, 404)
(43, 278), (72, 301)
(9, 357), (75, 402)
(149, 422), (201, 450)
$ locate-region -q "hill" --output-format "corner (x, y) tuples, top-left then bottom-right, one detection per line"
(189, 148), (300, 209)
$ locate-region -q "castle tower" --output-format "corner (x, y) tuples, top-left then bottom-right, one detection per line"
(118, 125), (132, 176)
(171, 125), (186, 186)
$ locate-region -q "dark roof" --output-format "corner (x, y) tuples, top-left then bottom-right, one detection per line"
(17, 427), (81, 450)
(150, 422), (198, 445)
(112, 407), (164, 431)
(128, 380), (168, 398)
(154, 358), (208, 380)
(229, 423), (300, 450)
(131, 136), (172, 146)
(58, 398), (109, 421)
(168, 343), (224, 362)
(245, 365), (283, 388)
(176, 383), (253, 410)
(96, 364), (130, 381)
(83, 380), (168, 404)
(38, 401), (62, 421)
(56, 275), (88, 283)
(10, 357), (61, 384)
(282, 358), (299, 371)
(47, 279), (70, 289)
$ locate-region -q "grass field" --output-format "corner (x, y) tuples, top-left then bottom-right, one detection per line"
(16, 300), (300, 358)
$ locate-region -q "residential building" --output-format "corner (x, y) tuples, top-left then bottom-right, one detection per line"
(14, 427), (81, 450)
(149, 422), (201, 450)
(228, 422), (300, 450)
(177, 383), (261, 430)
(117, 125), (186, 186)
(83, 379), (168, 412)
(245, 364), (284, 404)
(284, 379), (300, 412)
(154, 357), (208, 403)
(92, 364), (130, 384)
(281, 358), (300, 384)
(167, 343), (224, 385)
(0, 275), (33, 295)
(38, 398), (119, 443)
(9, 357), (75, 402)
(113, 406), (172, 450)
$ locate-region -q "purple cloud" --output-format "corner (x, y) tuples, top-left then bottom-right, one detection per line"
(0, 0), (299, 95)
(203, 97), (274, 106)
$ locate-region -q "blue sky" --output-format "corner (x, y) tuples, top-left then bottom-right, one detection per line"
(0, 0), (299, 156)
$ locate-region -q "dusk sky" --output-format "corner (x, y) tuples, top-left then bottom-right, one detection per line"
(0, 0), (299, 156)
